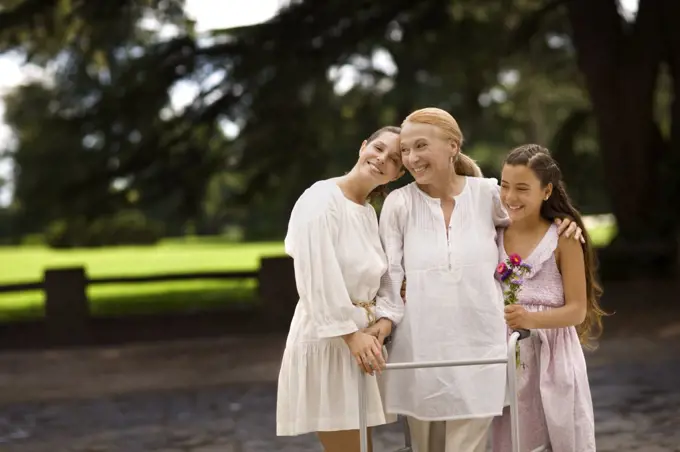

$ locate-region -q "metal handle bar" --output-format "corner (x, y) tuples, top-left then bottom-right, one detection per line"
(358, 329), (534, 452)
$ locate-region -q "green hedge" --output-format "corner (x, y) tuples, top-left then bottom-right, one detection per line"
(45, 210), (164, 248)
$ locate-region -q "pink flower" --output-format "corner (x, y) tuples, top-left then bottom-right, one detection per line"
(496, 262), (508, 275)
(508, 254), (522, 266)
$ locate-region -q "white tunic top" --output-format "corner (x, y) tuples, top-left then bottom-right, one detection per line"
(376, 177), (510, 420)
(277, 178), (391, 435)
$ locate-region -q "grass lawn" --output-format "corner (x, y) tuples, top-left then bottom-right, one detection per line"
(0, 239), (285, 321)
(0, 219), (616, 322)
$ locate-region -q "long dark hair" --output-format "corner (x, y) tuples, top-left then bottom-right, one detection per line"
(365, 126), (401, 202)
(504, 144), (608, 346)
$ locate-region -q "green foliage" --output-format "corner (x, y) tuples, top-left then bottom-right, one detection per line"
(44, 210), (164, 248)
(0, 0), (676, 249)
(20, 233), (46, 246)
(1, 0), (582, 240)
(0, 0), (228, 238)
(0, 208), (15, 244)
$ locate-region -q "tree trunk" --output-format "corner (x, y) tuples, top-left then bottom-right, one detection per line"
(660, 0), (680, 274)
(659, 0), (680, 201)
(566, 0), (677, 278)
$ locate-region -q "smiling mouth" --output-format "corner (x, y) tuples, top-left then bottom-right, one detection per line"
(368, 161), (384, 175)
(507, 205), (524, 211)
(413, 165), (428, 174)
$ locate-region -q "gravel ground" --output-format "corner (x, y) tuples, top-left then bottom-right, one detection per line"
(0, 334), (677, 452)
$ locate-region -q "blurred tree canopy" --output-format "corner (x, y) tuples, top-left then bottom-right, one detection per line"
(0, 0), (678, 272)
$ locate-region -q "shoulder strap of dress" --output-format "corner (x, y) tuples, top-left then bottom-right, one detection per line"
(525, 224), (559, 278)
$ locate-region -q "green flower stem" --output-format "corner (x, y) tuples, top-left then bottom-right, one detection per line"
(500, 262), (532, 369)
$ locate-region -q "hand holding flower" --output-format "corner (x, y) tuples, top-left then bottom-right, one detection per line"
(504, 304), (535, 330)
(496, 252), (532, 367)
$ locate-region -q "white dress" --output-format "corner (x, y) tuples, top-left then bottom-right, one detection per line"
(277, 179), (390, 436)
(376, 177), (510, 421)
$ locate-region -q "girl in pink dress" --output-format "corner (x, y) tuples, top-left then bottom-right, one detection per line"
(492, 144), (608, 452)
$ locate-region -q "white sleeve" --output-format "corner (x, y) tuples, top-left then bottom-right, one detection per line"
(486, 178), (510, 227)
(375, 190), (407, 325)
(284, 190), (359, 338)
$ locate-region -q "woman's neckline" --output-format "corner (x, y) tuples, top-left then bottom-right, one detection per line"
(414, 176), (469, 202)
(330, 178), (371, 210)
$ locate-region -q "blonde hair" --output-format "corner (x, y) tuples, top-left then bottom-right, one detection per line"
(402, 107), (482, 177)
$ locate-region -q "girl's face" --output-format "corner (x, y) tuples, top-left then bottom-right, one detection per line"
(357, 131), (403, 184)
(500, 164), (552, 222)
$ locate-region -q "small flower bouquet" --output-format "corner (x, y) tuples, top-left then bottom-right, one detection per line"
(496, 254), (531, 367)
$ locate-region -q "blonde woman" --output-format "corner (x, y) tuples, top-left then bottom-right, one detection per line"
(276, 126), (404, 452)
(367, 108), (581, 452)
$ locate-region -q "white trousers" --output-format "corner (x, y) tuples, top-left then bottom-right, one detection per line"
(407, 416), (493, 452)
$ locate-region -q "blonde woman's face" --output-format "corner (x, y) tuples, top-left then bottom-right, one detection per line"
(400, 121), (456, 184)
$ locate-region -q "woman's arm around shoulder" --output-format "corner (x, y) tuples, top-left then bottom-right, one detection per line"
(481, 177), (510, 228)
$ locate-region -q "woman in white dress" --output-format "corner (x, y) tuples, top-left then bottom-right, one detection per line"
(276, 126), (404, 452)
(367, 108), (581, 452)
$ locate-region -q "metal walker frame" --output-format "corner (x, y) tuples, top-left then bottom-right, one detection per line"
(358, 329), (533, 452)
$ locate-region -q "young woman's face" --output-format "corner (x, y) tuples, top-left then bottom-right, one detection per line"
(500, 164), (552, 222)
(399, 121), (455, 185)
(357, 131), (403, 184)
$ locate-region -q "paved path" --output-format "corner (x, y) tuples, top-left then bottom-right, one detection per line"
(0, 335), (677, 451)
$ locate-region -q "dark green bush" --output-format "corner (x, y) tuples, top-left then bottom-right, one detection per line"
(45, 211), (164, 248)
